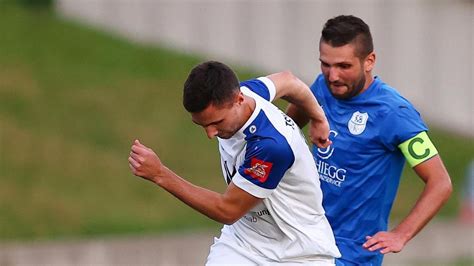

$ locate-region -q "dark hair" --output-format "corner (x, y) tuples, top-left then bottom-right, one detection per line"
(321, 15), (373, 58)
(183, 61), (240, 113)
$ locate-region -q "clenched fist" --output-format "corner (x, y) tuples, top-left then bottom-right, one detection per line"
(128, 139), (163, 184)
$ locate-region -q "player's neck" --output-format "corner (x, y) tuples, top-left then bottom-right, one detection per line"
(359, 75), (374, 95)
(240, 96), (256, 126)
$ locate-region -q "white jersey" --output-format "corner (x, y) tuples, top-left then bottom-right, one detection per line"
(209, 77), (340, 264)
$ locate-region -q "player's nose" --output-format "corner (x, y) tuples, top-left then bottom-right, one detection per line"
(204, 126), (218, 139)
(328, 67), (340, 82)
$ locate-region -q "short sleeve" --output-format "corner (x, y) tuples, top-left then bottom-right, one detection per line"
(379, 104), (428, 151)
(239, 77), (276, 102)
(309, 74), (325, 101)
(232, 138), (295, 198)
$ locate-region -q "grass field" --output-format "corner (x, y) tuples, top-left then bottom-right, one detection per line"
(1, 3), (473, 241)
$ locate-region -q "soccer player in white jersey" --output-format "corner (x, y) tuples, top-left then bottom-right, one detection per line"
(128, 61), (341, 264)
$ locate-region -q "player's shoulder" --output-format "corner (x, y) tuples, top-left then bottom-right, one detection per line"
(247, 136), (291, 155)
(369, 79), (427, 141)
(311, 74), (327, 92)
(309, 74), (333, 105)
(244, 109), (282, 138)
(243, 110), (293, 150)
(375, 80), (410, 105)
(371, 79), (420, 118)
(240, 77), (276, 102)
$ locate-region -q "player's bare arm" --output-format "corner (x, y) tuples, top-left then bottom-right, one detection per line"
(363, 155), (452, 254)
(286, 103), (310, 128)
(267, 71), (331, 148)
(128, 140), (262, 224)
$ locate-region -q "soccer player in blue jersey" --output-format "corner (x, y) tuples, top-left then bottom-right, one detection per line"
(129, 61), (341, 264)
(287, 15), (453, 265)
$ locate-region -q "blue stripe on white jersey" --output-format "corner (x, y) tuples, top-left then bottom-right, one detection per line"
(240, 77), (276, 102)
(237, 110), (295, 190)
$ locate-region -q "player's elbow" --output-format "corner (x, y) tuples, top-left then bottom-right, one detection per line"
(221, 216), (240, 225)
(280, 71), (301, 89)
(215, 202), (244, 225)
(222, 206), (245, 224)
(435, 173), (453, 203)
(273, 71), (302, 97)
(286, 104), (309, 128)
(218, 211), (241, 225)
(441, 177), (453, 202)
(280, 70), (296, 80)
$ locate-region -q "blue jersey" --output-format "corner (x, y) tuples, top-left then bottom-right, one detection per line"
(310, 75), (427, 265)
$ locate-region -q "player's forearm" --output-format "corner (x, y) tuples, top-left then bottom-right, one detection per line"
(268, 71), (326, 124)
(282, 76), (326, 124)
(284, 92), (326, 126)
(154, 167), (241, 224)
(286, 103), (310, 128)
(391, 171), (452, 243)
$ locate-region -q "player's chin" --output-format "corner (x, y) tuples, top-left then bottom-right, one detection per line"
(217, 133), (232, 139)
(329, 85), (347, 93)
(329, 87), (352, 99)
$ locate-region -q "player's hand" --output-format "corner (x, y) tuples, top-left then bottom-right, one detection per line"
(362, 231), (408, 254)
(128, 139), (163, 184)
(309, 118), (332, 149)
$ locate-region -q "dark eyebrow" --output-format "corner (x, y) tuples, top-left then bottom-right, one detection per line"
(193, 119), (224, 127)
(320, 59), (353, 67)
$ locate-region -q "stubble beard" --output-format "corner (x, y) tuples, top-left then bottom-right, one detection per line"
(327, 74), (366, 100)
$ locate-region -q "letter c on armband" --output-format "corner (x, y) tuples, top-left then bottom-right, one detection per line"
(408, 137), (430, 159)
(399, 131), (438, 167)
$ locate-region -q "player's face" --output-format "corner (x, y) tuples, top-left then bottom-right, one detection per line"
(191, 93), (245, 139)
(319, 41), (374, 100)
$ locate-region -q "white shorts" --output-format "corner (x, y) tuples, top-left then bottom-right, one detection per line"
(206, 234), (335, 266)
(206, 236), (266, 265)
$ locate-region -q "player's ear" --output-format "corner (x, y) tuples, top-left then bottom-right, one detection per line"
(236, 91), (245, 105)
(364, 52), (376, 72)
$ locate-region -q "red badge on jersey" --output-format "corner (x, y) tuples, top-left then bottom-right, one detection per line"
(244, 158), (273, 183)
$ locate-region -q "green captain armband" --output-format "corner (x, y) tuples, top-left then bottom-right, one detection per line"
(398, 131), (438, 167)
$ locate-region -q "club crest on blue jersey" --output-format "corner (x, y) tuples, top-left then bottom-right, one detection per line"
(244, 158), (273, 183)
(348, 111), (369, 135)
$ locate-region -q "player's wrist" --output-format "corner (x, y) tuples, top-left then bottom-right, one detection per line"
(151, 165), (168, 186)
(309, 116), (326, 124)
(391, 227), (412, 244)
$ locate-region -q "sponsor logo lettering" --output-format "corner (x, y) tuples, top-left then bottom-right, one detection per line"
(243, 209), (270, 223)
(255, 209), (270, 217)
(244, 158), (273, 183)
(281, 111), (295, 129)
(317, 130), (338, 159)
(316, 160), (347, 187)
(244, 215), (258, 223)
(316, 130), (347, 187)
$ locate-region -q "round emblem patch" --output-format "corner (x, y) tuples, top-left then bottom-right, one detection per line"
(249, 125), (257, 134)
(348, 111), (369, 135)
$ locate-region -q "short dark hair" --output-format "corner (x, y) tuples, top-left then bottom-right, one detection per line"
(183, 61), (240, 113)
(321, 15), (373, 58)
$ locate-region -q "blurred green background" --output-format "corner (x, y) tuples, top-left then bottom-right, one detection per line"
(1, 2), (473, 242)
